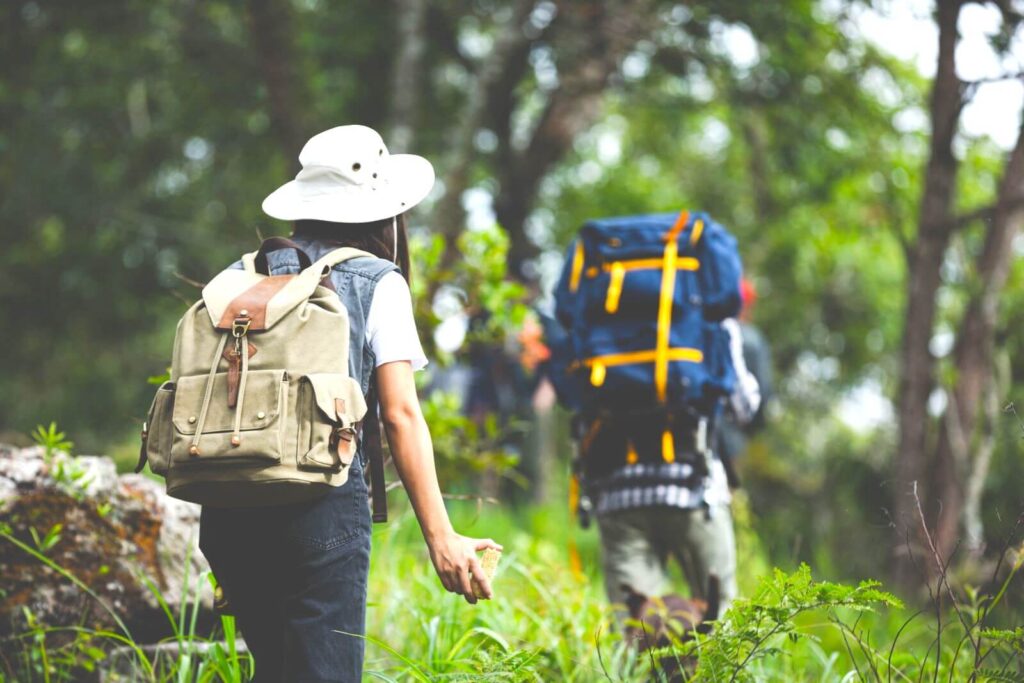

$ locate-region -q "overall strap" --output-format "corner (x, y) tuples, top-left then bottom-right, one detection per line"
(363, 376), (388, 523)
(287, 247), (376, 300)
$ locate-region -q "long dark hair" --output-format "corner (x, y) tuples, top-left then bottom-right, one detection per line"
(292, 214), (412, 286)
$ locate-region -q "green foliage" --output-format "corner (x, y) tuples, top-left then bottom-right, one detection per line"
(31, 423), (73, 460)
(28, 523), (62, 555)
(419, 390), (524, 489)
(147, 370), (171, 386)
(30, 422), (96, 503)
(407, 224), (531, 488)
(410, 224), (530, 364)
(689, 565), (901, 681)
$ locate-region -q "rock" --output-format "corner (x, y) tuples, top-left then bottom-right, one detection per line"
(0, 444), (213, 641)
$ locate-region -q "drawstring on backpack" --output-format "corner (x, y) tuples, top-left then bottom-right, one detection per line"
(189, 312), (252, 456)
(189, 333), (229, 457)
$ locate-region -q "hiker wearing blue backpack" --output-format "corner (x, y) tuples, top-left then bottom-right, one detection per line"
(552, 210), (760, 618)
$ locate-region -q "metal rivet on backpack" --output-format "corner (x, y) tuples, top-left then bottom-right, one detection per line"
(230, 435), (241, 447)
(256, 411), (266, 420)
(239, 309), (249, 316)
(188, 416), (197, 424)
(189, 445), (200, 457)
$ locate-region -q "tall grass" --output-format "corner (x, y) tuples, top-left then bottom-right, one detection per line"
(364, 504), (638, 681)
(2, 497), (1021, 681)
(363, 501), (1023, 682)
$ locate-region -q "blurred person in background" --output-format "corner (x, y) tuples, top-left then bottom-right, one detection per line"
(715, 277), (773, 488)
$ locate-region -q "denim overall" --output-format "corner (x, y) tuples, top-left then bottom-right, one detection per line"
(200, 239), (397, 682)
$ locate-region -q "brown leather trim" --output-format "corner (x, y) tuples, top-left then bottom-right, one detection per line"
(335, 398), (346, 416)
(221, 341), (258, 363)
(223, 342), (258, 408)
(216, 275), (294, 331)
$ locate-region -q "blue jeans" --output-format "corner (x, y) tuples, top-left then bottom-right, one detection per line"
(199, 458), (372, 683)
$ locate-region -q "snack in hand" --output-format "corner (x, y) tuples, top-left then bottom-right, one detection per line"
(471, 548), (502, 599)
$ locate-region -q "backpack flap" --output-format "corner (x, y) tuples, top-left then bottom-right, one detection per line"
(200, 245), (376, 333)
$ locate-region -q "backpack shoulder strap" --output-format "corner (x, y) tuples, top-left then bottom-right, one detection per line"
(241, 251), (257, 273)
(308, 247), (389, 523)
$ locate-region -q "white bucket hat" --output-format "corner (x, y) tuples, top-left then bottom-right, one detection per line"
(262, 125), (435, 224)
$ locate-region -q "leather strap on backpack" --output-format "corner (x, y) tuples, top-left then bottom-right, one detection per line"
(363, 378), (388, 523)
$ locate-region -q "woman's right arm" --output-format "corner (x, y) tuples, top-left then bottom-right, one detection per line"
(376, 359), (502, 604)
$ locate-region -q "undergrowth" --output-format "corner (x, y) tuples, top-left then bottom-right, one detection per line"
(0, 495), (1021, 681)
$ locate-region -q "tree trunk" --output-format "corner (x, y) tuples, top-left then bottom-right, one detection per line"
(494, 0), (656, 279)
(741, 116), (776, 222)
(961, 377), (1001, 558)
(431, 0), (538, 248)
(388, 0), (428, 153)
(892, 0), (964, 586)
(932, 117), (1024, 562)
(247, 0), (308, 166)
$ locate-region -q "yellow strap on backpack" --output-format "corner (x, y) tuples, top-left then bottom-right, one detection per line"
(604, 262), (625, 313)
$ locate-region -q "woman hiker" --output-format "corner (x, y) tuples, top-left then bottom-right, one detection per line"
(198, 124), (502, 682)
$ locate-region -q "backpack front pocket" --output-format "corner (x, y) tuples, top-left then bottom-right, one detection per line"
(171, 369), (288, 464)
(297, 373), (368, 472)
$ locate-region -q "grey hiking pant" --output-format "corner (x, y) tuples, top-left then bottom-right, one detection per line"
(598, 504), (737, 617)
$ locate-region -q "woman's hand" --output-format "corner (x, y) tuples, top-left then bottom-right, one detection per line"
(427, 532), (503, 604)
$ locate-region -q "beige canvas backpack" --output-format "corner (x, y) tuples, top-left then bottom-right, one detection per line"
(137, 239), (382, 509)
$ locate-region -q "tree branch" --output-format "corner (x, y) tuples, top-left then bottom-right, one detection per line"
(945, 193), (1024, 232)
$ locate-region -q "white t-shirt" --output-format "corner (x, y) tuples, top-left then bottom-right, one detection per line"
(365, 271), (428, 371)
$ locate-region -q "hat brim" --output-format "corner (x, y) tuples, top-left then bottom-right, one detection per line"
(261, 154), (435, 223)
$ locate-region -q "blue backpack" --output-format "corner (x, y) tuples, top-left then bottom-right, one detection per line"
(552, 210), (743, 419)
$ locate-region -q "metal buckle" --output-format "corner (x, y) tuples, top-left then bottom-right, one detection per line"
(231, 316), (251, 338)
